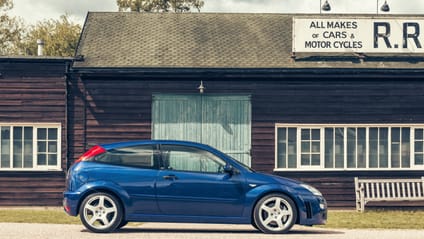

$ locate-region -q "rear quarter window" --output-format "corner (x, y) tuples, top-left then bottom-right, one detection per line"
(94, 145), (158, 169)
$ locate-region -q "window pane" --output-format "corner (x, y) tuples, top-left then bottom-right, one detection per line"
(287, 128), (297, 168)
(301, 129), (310, 140)
(357, 128), (366, 168)
(278, 143), (287, 168)
(414, 128), (424, 167)
(13, 127), (23, 168)
(311, 154), (320, 166)
(1, 127), (10, 168)
(277, 128), (287, 168)
(391, 128), (401, 168)
(415, 129), (423, 140)
(301, 154), (310, 166)
(415, 141), (423, 153)
(24, 140), (33, 168)
(37, 128), (46, 140)
(415, 154), (424, 165)
(391, 127), (400, 142)
(369, 128), (378, 168)
(48, 128), (58, 140)
(301, 142), (310, 153)
(391, 145), (400, 168)
(401, 128), (410, 168)
(347, 128), (356, 168)
(13, 127), (22, 139)
(23, 127), (33, 168)
(325, 128), (334, 168)
(48, 154), (57, 166)
(48, 142), (57, 153)
(312, 142), (320, 153)
(37, 154), (46, 166)
(379, 128), (389, 168)
(335, 128), (344, 168)
(312, 129), (320, 140)
(38, 142), (46, 152)
(24, 127), (32, 140)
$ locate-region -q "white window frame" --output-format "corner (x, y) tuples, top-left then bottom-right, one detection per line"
(275, 123), (424, 171)
(298, 127), (323, 169)
(0, 123), (61, 171)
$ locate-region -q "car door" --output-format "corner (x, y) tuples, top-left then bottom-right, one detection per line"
(155, 144), (246, 217)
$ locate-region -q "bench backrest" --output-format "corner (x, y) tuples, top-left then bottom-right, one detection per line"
(355, 177), (424, 200)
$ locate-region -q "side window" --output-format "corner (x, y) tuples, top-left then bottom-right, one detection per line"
(161, 145), (226, 174)
(95, 145), (158, 169)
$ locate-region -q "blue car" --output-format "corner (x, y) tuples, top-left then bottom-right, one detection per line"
(63, 140), (327, 234)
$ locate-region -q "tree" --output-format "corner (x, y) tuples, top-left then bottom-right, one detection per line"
(0, 0), (23, 55)
(117, 0), (204, 13)
(18, 15), (81, 57)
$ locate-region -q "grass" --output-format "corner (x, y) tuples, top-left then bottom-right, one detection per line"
(0, 208), (423, 229)
(323, 210), (424, 229)
(0, 208), (80, 224)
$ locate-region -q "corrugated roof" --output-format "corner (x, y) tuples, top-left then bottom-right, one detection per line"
(73, 12), (424, 69)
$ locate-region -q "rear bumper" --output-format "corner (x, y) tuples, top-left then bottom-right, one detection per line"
(63, 191), (81, 216)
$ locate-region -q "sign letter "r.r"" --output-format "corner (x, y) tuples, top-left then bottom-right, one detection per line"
(374, 22), (392, 48)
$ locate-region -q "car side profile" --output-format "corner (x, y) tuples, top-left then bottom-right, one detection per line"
(63, 140), (327, 234)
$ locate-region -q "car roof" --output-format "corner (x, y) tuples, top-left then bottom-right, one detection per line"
(99, 140), (214, 151)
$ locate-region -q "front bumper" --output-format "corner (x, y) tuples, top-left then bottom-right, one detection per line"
(298, 195), (327, 226)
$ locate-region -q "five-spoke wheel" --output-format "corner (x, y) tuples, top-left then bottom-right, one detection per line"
(253, 194), (297, 234)
(79, 192), (123, 233)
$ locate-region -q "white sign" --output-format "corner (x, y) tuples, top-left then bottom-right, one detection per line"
(293, 17), (424, 53)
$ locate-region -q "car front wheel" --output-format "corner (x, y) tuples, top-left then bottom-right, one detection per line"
(253, 194), (297, 234)
(79, 192), (123, 233)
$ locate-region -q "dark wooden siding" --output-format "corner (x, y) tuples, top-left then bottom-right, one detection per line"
(0, 172), (65, 206)
(0, 59), (69, 206)
(69, 75), (424, 208)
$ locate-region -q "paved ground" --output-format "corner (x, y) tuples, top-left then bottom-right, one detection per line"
(1, 223), (424, 239)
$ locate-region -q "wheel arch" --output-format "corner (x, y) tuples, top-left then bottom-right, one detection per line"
(249, 189), (301, 224)
(76, 186), (129, 219)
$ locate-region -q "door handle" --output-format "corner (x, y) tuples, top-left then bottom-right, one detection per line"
(163, 175), (178, 180)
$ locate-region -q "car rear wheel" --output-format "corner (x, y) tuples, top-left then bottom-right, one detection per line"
(79, 192), (123, 233)
(253, 194), (297, 234)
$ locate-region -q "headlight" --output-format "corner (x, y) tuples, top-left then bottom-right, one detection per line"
(300, 184), (322, 196)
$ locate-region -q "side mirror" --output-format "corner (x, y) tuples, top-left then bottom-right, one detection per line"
(223, 164), (234, 174)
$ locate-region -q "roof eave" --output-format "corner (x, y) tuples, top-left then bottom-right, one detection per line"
(69, 67), (424, 79)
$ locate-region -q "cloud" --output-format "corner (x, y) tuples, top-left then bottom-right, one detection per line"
(203, 0), (318, 13)
(10, 0), (117, 25)
(9, 0), (424, 26)
(203, 0), (424, 14)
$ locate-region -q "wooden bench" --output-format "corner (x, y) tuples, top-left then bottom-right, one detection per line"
(354, 177), (424, 212)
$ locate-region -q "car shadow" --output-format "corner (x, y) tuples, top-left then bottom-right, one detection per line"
(96, 227), (345, 235)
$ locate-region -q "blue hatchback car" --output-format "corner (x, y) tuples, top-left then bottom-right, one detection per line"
(63, 140), (327, 234)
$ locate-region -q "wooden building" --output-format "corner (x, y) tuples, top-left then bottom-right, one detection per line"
(69, 13), (424, 208)
(0, 57), (72, 205)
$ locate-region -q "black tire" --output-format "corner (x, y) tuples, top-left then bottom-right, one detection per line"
(251, 221), (259, 230)
(117, 220), (128, 229)
(79, 192), (123, 233)
(253, 193), (297, 234)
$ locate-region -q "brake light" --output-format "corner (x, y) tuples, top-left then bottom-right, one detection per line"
(75, 145), (106, 163)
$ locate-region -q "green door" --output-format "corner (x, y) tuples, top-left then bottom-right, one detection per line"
(152, 94), (251, 166)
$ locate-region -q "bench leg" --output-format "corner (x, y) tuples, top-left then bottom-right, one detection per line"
(356, 188), (365, 212)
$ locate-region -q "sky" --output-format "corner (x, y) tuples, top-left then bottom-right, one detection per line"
(8, 0), (424, 26)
